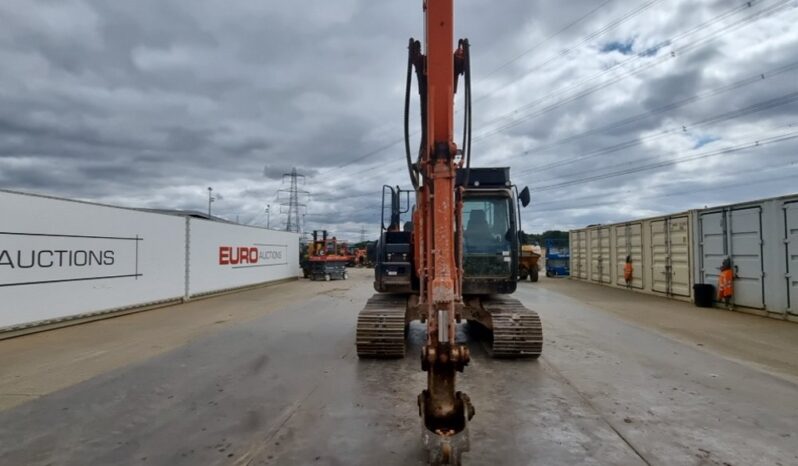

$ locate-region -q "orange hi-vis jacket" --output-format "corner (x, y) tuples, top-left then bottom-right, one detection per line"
(718, 268), (734, 299)
(623, 262), (633, 281)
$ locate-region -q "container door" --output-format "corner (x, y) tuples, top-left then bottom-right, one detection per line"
(651, 219), (669, 293)
(669, 216), (691, 297)
(614, 227), (625, 287)
(590, 229), (601, 282)
(574, 231), (581, 279)
(577, 231), (588, 280)
(599, 227), (611, 283)
(616, 223), (643, 288)
(630, 222), (644, 289)
(570, 231), (582, 279)
(701, 208), (765, 308)
(786, 203), (798, 315)
(652, 217), (690, 296)
(728, 208), (765, 309)
(699, 211), (726, 288)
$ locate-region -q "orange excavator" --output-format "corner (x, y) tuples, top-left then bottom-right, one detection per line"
(356, 1), (542, 464)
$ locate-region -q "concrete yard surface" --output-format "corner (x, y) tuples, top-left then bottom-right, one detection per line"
(1, 269), (797, 465)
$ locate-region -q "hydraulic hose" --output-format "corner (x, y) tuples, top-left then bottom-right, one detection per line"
(405, 38), (419, 190)
(457, 38), (472, 283)
(461, 38), (472, 188)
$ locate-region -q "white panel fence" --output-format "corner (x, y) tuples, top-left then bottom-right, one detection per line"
(0, 190), (300, 331)
(188, 219), (299, 296)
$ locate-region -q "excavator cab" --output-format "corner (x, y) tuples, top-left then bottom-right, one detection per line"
(459, 167), (526, 295)
(374, 169), (529, 295)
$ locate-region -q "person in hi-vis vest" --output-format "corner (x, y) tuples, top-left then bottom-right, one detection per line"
(623, 255), (633, 288)
(717, 257), (734, 310)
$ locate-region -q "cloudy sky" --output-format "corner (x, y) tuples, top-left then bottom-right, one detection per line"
(1, 0), (797, 241)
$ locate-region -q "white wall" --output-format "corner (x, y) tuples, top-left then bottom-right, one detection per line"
(0, 190), (301, 330)
(0, 191), (185, 328)
(188, 219), (300, 295)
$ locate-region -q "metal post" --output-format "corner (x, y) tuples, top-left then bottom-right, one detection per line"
(184, 217), (191, 300)
(207, 187), (213, 217)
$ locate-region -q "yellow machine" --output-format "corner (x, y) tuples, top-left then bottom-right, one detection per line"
(519, 244), (542, 282)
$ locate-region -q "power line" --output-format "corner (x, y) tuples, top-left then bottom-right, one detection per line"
(309, 128), (798, 227)
(472, 0), (793, 143)
(349, 77), (798, 183)
(526, 155), (796, 226)
(520, 165), (798, 231)
(527, 160), (798, 211)
(329, 137), (407, 172)
(341, 0), (794, 181)
(475, 0), (664, 104)
(313, 0), (664, 176)
(528, 129), (798, 193)
(480, 0), (615, 81)
(516, 61), (798, 170)
(515, 89), (798, 177)
(473, 0), (768, 138)
(528, 170), (798, 214)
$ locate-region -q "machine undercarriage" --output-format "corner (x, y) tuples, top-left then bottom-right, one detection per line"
(356, 294), (542, 360)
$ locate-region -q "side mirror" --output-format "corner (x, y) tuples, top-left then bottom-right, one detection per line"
(518, 230), (526, 244)
(519, 186), (531, 208)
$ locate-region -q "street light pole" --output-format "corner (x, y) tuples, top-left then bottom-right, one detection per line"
(266, 204), (271, 229)
(207, 187), (214, 217)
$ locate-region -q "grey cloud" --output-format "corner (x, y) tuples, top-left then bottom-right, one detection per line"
(0, 0), (796, 239)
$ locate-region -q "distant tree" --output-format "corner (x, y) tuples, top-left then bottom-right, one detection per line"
(522, 230), (569, 245)
(352, 240), (375, 249)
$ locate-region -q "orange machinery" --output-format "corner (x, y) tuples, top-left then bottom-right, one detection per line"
(355, 1), (542, 464)
(338, 242), (356, 266)
(304, 230), (349, 281)
(352, 247), (368, 267)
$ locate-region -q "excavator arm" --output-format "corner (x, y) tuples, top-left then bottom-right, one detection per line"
(412, 1), (473, 463)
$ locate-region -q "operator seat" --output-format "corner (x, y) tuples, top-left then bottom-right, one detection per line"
(465, 209), (493, 252)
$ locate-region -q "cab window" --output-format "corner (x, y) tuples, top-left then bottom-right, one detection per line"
(463, 197), (512, 277)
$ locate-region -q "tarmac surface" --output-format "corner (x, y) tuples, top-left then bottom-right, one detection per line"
(1, 269), (797, 465)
